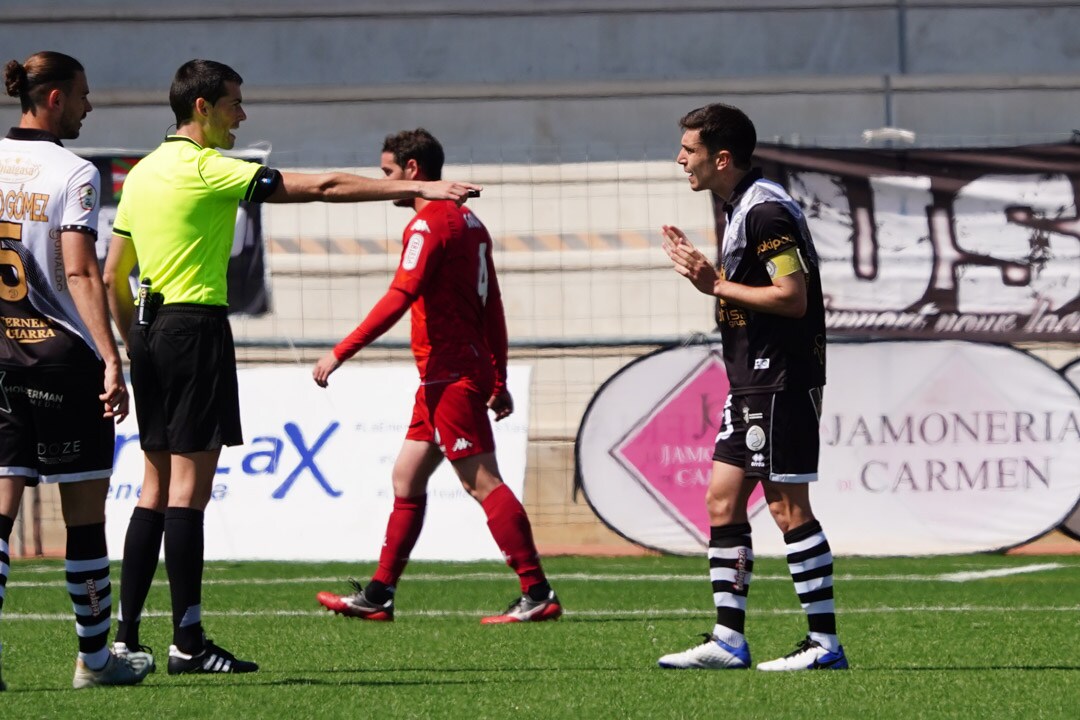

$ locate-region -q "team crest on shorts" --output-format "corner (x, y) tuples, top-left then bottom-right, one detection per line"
(746, 425), (766, 451)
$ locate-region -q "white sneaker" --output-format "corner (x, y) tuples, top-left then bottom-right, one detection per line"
(112, 641), (157, 674)
(72, 651), (152, 689)
(658, 633), (751, 669)
(756, 637), (849, 671)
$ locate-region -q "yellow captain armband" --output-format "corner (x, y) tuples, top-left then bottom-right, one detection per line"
(765, 247), (806, 279)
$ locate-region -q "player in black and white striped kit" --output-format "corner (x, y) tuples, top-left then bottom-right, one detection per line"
(657, 103), (848, 672)
(0, 51), (152, 690)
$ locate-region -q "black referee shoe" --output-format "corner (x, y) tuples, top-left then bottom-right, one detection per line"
(167, 639), (259, 675)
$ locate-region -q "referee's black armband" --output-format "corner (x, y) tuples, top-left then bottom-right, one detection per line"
(246, 167), (282, 203)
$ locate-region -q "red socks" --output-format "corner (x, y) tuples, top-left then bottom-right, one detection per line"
(482, 484), (545, 592)
(372, 486), (546, 595)
(372, 495), (427, 587)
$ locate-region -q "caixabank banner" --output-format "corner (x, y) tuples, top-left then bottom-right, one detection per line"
(105, 365), (531, 561)
(739, 143), (1080, 341)
(576, 341), (1080, 556)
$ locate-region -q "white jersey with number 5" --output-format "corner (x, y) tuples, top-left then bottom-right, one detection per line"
(0, 129), (101, 367)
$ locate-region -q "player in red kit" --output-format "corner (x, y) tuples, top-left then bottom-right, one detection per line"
(313, 129), (561, 624)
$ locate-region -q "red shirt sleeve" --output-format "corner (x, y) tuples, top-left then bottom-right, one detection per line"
(484, 248), (509, 392)
(333, 287), (412, 361)
(391, 212), (447, 296)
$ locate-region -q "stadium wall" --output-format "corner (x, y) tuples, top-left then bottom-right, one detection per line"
(3, 1), (1080, 161)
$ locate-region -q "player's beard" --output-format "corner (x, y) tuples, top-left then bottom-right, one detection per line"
(58, 112), (83, 140)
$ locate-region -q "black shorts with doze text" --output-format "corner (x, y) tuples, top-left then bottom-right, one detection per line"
(0, 363), (114, 484)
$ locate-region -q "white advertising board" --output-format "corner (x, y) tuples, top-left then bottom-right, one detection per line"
(106, 365), (531, 561)
(577, 342), (1080, 555)
(1060, 359), (1080, 541)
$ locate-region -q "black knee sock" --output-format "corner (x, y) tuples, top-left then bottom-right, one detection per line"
(66, 523), (112, 669)
(164, 507), (204, 654)
(116, 507), (164, 647)
(0, 514), (13, 623)
(784, 519), (838, 646)
(710, 522), (753, 640)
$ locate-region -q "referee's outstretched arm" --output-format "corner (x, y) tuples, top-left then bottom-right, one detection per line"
(267, 171), (480, 206)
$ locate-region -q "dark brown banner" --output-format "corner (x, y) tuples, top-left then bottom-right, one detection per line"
(716, 143), (1080, 341)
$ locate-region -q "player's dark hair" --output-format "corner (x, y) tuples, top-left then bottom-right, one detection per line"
(382, 128), (444, 181)
(4, 51), (84, 114)
(170, 59), (243, 127)
(679, 103), (757, 170)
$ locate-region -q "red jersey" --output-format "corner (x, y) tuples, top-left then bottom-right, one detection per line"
(336, 200), (508, 390)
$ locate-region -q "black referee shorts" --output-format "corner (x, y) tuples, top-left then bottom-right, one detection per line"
(128, 304), (242, 453)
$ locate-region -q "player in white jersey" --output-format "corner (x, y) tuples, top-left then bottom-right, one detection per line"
(0, 51), (152, 690)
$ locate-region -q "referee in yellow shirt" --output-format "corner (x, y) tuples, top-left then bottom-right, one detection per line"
(104, 59), (479, 675)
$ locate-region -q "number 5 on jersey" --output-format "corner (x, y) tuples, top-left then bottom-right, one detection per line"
(0, 220), (27, 302)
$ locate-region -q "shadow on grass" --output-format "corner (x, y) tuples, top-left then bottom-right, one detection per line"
(855, 665), (1080, 672)
(0, 676), (478, 693)
(306, 665), (638, 675)
(259, 676), (476, 687)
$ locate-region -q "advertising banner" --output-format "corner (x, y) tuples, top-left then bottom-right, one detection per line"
(84, 149), (270, 316)
(106, 365), (532, 561)
(1061, 358), (1080, 541)
(577, 342), (1080, 556)
(736, 143), (1080, 341)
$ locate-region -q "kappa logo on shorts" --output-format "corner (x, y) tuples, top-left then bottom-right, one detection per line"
(451, 437), (473, 453)
(746, 425), (767, 451)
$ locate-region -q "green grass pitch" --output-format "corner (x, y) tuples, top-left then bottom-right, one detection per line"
(0, 554), (1076, 719)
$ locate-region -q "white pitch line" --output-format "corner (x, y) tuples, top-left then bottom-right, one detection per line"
(6, 563), (1071, 589)
(934, 563), (1064, 582)
(3, 605), (1078, 622)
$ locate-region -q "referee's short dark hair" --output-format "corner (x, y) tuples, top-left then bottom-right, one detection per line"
(383, 128), (444, 181)
(680, 104), (757, 170)
(170, 59), (243, 127)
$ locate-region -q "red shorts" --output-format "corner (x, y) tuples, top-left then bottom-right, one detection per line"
(406, 377), (495, 460)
